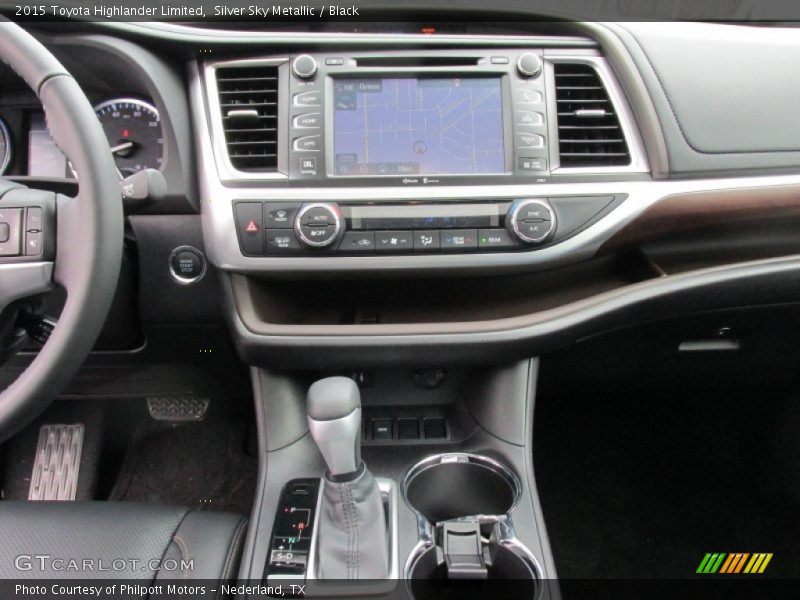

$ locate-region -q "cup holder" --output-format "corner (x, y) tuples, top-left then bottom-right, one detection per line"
(408, 545), (538, 600)
(402, 454), (539, 598)
(402, 453), (521, 524)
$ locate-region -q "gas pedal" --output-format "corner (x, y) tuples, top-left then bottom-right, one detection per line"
(28, 424), (84, 501)
(147, 396), (210, 421)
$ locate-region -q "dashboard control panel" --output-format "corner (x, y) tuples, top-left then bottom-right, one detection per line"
(233, 195), (620, 257)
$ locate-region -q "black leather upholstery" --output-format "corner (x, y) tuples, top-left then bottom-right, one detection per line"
(0, 502), (247, 580)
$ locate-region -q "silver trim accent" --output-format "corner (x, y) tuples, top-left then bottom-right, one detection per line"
(0, 117), (12, 175)
(307, 407), (361, 476)
(509, 199), (556, 244)
(203, 57), (289, 183)
(294, 203), (342, 248)
(225, 108), (259, 120)
(546, 53), (650, 175)
(0, 261), (53, 315)
(168, 245), (206, 285)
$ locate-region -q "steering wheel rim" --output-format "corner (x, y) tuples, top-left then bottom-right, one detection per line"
(0, 21), (123, 441)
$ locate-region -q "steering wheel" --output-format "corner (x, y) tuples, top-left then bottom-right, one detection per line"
(0, 21), (122, 441)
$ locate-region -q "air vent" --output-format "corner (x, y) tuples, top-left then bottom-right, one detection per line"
(554, 63), (630, 168)
(216, 65), (279, 171)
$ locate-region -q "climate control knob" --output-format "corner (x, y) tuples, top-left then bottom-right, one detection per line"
(294, 203), (343, 248)
(507, 199), (556, 244)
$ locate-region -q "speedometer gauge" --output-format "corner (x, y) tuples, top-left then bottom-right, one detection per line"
(0, 118), (11, 175)
(94, 98), (163, 176)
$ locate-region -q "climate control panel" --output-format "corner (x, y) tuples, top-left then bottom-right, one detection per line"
(233, 195), (621, 257)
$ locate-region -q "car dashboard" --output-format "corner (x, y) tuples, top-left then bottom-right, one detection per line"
(2, 19), (800, 368)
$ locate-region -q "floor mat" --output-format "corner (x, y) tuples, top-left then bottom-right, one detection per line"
(109, 417), (257, 515)
(534, 384), (800, 580)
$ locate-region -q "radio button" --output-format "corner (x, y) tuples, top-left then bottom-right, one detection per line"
(264, 203), (301, 229)
(518, 157), (547, 171)
(293, 91), (321, 107)
(266, 230), (303, 255)
(376, 231), (413, 252)
(293, 136), (321, 152)
(517, 133), (544, 149)
(441, 229), (478, 251)
(490, 56), (510, 64)
(517, 111), (543, 126)
(478, 229), (520, 250)
(339, 231), (375, 253)
(300, 157), (318, 175)
(294, 113), (321, 129)
(413, 230), (441, 252)
(514, 89), (543, 105)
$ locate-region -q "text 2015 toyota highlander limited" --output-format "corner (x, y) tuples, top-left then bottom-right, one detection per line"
(0, 9), (799, 599)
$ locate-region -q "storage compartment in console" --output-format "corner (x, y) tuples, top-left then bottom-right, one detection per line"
(231, 252), (660, 334)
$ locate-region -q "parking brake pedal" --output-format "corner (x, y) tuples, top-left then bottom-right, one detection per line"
(147, 396), (210, 421)
(28, 424), (84, 501)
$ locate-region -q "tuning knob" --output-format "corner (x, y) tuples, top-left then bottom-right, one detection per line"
(292, 54), (318, 79)
(517, 53), (543, 78)
(507, 199), (555, 244)
(294, 203), (343, 248)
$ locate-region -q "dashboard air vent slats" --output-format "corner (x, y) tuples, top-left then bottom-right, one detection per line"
(554, 63), (630, 168)
(216, 65), (279, 171)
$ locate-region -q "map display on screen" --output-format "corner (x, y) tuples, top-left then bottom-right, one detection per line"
(332, 77), (505, 176)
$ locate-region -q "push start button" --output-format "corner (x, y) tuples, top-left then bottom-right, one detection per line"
(169, 246), (206, 285)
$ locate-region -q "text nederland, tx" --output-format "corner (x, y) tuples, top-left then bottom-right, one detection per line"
(14, 584), (307, 596)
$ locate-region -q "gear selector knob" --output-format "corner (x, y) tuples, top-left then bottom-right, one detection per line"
(307, 376), (362, 478)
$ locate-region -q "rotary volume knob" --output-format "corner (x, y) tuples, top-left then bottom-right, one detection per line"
(517, 53), (543, 78)
(294, 203), (343, 248)
(507, 199), (556, 244)
(292, 55), (318, 79)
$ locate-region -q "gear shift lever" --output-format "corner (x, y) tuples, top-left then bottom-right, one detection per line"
(306, 377), (389, 580)
(307, 376), (362, 478)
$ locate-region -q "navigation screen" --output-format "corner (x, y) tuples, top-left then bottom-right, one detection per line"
(332, 77), (505, 176)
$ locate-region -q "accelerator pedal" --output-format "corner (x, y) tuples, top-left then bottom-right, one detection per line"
(28, 424), (84, 501)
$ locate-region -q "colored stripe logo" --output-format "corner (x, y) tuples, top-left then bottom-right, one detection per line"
(697, 553), (773, 574)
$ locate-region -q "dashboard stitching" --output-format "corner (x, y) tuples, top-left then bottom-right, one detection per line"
(618, 23), (800, 157)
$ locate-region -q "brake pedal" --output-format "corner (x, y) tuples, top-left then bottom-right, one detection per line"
(147, 396), (210, 421)
(28, 424), (84, 501)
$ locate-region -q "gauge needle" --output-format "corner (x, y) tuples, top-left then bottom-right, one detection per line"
(109, 141), (135, 155)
